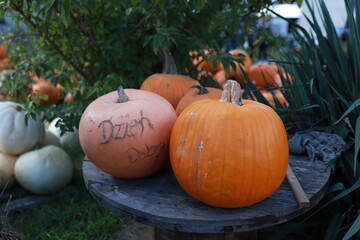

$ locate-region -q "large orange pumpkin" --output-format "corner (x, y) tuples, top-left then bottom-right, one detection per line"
(141, 46), (199, 109)
(246, 62), (278, 88)
(170, 80), (288, 208)
(79, 87), (177, 178)
(175, 85), (222, 116)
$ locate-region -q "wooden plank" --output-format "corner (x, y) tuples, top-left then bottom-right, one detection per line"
(286, 165), (310, 207)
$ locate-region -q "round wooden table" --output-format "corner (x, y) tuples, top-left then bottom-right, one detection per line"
(83, 154), (331, 239)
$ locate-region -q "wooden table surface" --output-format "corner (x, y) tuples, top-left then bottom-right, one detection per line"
(83, 154), (331, 234)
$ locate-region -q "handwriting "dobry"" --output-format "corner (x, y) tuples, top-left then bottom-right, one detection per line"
(127, 142), (164, 163)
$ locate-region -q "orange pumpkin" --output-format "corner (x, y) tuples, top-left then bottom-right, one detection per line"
(190, 49), (220, 73)
(227, 49), (252, 81)
(170, 80), (288, 208)
(31, 78), (64, 105)
(246, 62), (278, 88)
(0, 58), (11, 70)
(212, 67), (228, 87)
(260, 90), (288, 108)
(79, 87), (177, 178)
(141, 46), (199, 109)
(175, 85), (223, 116)
(0, 46), (7, 60)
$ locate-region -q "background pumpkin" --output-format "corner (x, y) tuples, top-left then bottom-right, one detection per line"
(170, 80), (288, 208)
(31, 77), (64, 105)
(227, 49), (252, 81)
(140, 46), (199, 109)
(175, 85), (223, 116)
(246, 62), (279, 88)
(79, 87), (177, 178)
(0, 101), (45, 155)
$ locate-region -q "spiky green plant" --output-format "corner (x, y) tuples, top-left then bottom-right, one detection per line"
(261, 0), (360, 238)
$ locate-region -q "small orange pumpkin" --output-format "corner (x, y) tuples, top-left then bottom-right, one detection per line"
(246, 62), (278, 88)
(141, 46), (199, 109)
(228, 49), (252, 81)
(190, 49), (220, 73)
(32, 78), (64, 105)
(170, 80), (288, 208)
(0, 46), (7, 60)
(175, 85), (223, 116)
(79, 87), (177, 178)
(260, 90), (288, 108)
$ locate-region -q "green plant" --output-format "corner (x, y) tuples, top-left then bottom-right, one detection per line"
(257, 0), (360, 238)
(0, 0), (276, 131)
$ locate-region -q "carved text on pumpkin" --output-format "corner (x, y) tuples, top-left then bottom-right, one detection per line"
(98, 110), (154, 144)
(127, 142), (164, 163)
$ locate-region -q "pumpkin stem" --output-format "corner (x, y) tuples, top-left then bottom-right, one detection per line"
(219, 80), (244, 106)
(117, 86), (129, 103)
(160, 45), (177, 74)
(15, 105), (22, 111)
(191, 85), (209, 95)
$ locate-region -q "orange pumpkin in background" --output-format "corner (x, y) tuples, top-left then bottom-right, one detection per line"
(190, 49), (220, 73)
(260, 90), (288, 108)
(0, 46), (7, 60)
(175, 85), (223, 116)
(141, 46), (199, 109)
(170, 80), (288, 208)
(79, 87), (177, 178)
(31, 76), (64, 105)
(228, 49), (252, 81)
(246, 62), (279, 88)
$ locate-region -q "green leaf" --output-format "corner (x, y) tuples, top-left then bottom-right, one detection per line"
(354, 116), (360, 175)
(61, 0), (71, 28)
(342, 214), (360, 240)
(325, 213), (343, 240)
(336, 98), (360, 124)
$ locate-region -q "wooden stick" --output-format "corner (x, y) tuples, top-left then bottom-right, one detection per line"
(286, 164), (310, 207)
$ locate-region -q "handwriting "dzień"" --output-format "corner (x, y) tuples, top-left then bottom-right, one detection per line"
(98, 110), (154, 144)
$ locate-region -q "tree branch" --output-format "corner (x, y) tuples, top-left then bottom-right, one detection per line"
(10, 3), (94, 84)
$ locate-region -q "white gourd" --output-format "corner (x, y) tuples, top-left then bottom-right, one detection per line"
(0, 101), (45, 155)
(14, 145), (73, 195)
(41, 129), (62, 148)
(47, 117), (80, 149)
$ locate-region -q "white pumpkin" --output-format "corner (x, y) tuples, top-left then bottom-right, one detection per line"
(14, 145), (73, 195)
(0, 151), (18, 190)
(41, 129), (62, 148)
(0, 101), (45, 155)
(47, 117), (80, 149)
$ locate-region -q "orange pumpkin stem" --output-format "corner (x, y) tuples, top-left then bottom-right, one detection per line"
(117, 86), (129, 103)
(190, 85), (209, 95)
(160, 45), (177, 74)
(219, 80), (244, 106)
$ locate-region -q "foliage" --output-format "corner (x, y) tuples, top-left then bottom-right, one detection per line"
(259, 0), (360, 238)
(0, 0), (275, 130)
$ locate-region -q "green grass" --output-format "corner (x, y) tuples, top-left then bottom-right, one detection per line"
(7, 147), (126, 240)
